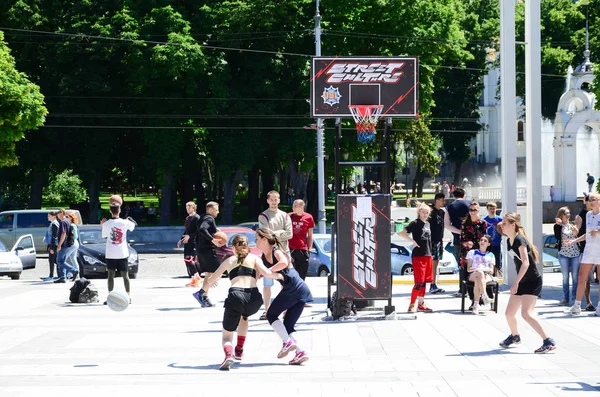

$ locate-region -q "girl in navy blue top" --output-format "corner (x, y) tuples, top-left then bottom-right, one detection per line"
(205, 234), (282, 370)
(256, 227), (313, 365)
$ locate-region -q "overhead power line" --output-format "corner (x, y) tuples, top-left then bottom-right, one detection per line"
(0, 27), (570, 77)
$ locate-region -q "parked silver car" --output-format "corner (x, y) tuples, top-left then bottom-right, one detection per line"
(391, 242), (459, 276)
(0, 210), (82, 254)
(0, 234), (37, 280)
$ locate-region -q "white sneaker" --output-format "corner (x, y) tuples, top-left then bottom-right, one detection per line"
(482, 294), (491, 306)
(570, 304), (581, 315)
(472, 303), (480, 315)
(595, 307), (600, 317)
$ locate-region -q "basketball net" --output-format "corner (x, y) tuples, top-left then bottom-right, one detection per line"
(348, 105), (384, 144)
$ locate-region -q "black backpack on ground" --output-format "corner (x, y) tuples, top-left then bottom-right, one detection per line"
(79, 284), (99, 303)
(69, 278), (90, 303)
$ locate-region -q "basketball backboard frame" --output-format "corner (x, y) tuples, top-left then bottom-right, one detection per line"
(310, 56), (418, 119)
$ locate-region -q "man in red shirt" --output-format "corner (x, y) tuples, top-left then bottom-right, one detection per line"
(288, 199), (315, 282)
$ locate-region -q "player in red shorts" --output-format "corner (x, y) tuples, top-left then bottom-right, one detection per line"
(398, 202), (434, 313)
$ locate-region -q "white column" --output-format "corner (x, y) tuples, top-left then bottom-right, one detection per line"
(525, 0), (543, 275)
(500, 0), (518, 285)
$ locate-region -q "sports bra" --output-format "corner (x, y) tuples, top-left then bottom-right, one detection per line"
(261, 248), (278, 269)
(228, 256), (257, 280)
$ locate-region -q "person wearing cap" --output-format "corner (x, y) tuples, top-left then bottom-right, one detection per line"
(101, 203), (136, 304)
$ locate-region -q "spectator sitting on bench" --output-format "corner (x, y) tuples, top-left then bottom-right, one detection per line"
(466, 235), (495, 315)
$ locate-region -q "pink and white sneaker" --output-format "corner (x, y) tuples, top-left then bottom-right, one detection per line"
(277, 339), (297, 359)
(289, 350), (309, 365)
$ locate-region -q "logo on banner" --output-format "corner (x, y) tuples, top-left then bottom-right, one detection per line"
(321, 86), (342, 106)
(351, 205), (378, 289)
(325, 63), (405, 84)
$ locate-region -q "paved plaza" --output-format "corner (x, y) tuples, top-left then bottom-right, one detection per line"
(1, 274), (600, 397)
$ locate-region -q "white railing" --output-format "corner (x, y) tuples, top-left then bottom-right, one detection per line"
(476, 187), (527, 202)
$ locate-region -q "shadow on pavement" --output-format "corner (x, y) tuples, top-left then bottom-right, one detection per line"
(168, 362), (288, 371)
(530, 381), (600, 392)
(156, 307), (201, 312)
(446, 349), (520, 357)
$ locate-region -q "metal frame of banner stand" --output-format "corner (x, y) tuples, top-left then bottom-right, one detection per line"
(327, 118), (395, 317)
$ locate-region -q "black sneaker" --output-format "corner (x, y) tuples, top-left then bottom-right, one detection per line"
(499, 334), (521, 348)
(54, 279), (66, 284)
(534, 338), (556, 354)
(585, 304), (596, 312)
(203, 296), (215, 307)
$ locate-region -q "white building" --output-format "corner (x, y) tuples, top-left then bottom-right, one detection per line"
(472, 49), (597, 201)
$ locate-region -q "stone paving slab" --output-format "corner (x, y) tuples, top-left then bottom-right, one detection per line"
(1, 274), (600, 396)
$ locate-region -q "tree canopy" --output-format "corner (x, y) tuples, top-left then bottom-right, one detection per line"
(0, 30), (47, 167)
(0, 0), (597, 222)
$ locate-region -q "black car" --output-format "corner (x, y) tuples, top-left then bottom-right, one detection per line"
(76, 226), (139, 279)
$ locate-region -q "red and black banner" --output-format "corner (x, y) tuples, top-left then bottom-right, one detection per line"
(337, 194), (391, 300)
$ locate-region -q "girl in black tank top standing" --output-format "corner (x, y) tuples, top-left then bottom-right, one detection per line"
(498, 212), (556, 354)
(256, 227), (313, 365)
(204, 234), (283, 370)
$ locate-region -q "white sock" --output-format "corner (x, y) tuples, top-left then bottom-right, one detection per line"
(574, 300), (581, 308)
(289, 332), (303, 353)
(417, 296), (424, 304)
(270, 319), (290, 342)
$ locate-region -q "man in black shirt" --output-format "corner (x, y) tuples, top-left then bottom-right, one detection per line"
(193, 201), (224, 307)
(575, 193), (595, 311)
(399, 203), (434, 313)
(178, 201), (200, 282)
(444, 186), (469, 296)
(429, 193), (446, 294)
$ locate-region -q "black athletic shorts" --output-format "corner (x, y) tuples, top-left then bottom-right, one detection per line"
(431, 241), (444, 261)
(223, 287), (263, 332)
(515, 278), (543, 297)
(106, 258), (128, 272)
(196, 249), (219, 273)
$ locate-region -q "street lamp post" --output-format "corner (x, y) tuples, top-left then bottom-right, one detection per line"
(314, 0), (326, 233)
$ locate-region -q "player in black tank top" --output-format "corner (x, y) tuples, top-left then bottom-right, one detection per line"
(203, 234), (282, 370)
(498, 213), (556, 354)
(256, 227), (313, 365)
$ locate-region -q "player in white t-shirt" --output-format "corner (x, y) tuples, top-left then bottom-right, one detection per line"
(466, 235), (495, 315)
(101, 203), (136, 304)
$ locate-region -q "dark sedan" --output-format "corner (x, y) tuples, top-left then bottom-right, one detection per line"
(76, 227), (139, 279)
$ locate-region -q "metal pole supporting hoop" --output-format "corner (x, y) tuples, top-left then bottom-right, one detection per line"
(349, 105), (384, 143)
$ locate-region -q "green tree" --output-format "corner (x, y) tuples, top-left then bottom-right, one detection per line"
(0, 30), (47, 167)
(43, 169), (88, 206)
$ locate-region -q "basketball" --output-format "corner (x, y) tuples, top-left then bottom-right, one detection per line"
(106, 290), (130, 312)
(109, 194), (123, 206)
(213, 231), (228, 246)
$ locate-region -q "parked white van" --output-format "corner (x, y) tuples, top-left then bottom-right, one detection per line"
(0, 210), (83, 254)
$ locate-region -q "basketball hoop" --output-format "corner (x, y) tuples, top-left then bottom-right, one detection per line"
(348, 105), (384, 144)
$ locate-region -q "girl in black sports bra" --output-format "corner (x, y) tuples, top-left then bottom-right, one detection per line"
(256, 227), (313, 366)
(204, 234), (282, 370)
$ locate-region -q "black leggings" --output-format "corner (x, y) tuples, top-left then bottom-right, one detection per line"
(48, 246), (57, 278)
(266, 297), (305, 335)
(108, 269), (130, 293)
